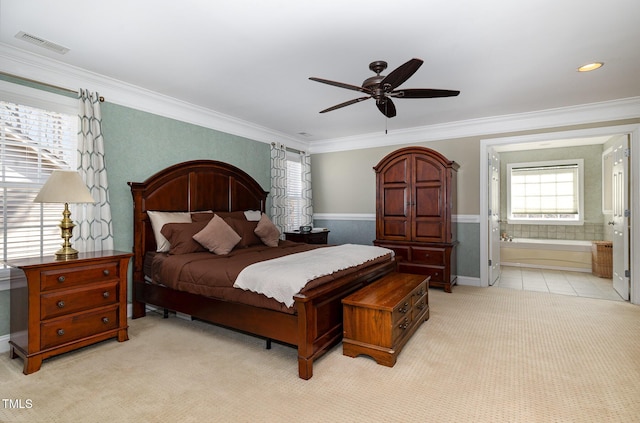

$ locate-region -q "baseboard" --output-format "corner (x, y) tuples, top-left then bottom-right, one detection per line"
(0, 334), (9, 354)
(456, 275), (482, 287)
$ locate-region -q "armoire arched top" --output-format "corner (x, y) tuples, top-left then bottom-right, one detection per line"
(373, 146), (460, 173)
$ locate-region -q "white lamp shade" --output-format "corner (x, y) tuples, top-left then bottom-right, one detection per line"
(33, 170), (96, 204)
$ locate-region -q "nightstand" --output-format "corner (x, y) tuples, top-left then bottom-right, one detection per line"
(6, 250), (132, 374)
(284, 230), (330, 244)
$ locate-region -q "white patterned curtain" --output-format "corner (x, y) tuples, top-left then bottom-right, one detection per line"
(73, 89), (114, 251)
(300, 151), (313, 227)
(270, 143), (288, 237)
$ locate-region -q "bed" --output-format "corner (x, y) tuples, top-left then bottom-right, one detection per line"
(129, 160), (396, 379)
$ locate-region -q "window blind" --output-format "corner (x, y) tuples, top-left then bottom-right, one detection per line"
(1, 100), (76, 262)
(510, 164), (579, 215)
(286, 151), (303, 231)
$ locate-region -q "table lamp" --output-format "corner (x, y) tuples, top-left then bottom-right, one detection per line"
(33, 170), (96, 259)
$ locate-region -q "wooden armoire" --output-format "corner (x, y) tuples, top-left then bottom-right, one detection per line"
(373, 146), (459, 292)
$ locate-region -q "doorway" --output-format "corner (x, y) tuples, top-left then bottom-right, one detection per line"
(479, 124), (640, 305)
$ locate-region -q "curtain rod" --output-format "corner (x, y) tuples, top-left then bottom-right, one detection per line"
(0, 71), (105, 102)
(271, 142), (305, 154)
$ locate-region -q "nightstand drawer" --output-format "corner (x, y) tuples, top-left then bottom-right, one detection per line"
(40, 305), (119, 349)
(41, 262), (119, 291)
(41, 282), (118, 320)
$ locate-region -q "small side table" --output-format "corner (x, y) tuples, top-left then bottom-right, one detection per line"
(6, 250), (132, 374)
(284, 229), (330, 244)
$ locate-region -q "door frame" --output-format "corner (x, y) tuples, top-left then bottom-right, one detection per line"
(479, 124), (640, 305)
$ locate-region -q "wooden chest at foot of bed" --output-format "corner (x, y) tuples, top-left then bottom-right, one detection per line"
(341, 273), (429, 367)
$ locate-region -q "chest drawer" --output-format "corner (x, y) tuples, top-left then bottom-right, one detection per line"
(40, 305), (119, 350)
(41, 262), (120, 291)
(41, 282), (118, 320)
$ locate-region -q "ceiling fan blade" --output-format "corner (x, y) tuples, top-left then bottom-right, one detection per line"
(309, 77), (370, 94)
(319, 96), (370, 113)
(379, 58), (423, 91)
(390, 88), (460, 98)
(376, 98), (396, 118)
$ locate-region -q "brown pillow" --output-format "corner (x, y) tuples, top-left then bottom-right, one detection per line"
(160, 221), (209, 255)
(193, 214), (241, 255)
(148, 211), (192, 252)
(226, 218), (261, 248)
(254, 214), (280, 247)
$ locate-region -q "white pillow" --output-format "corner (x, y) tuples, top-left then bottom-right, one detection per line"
(147, 211), (192, 252)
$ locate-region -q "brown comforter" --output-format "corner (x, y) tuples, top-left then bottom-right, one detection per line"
(145, 241), (392, 314)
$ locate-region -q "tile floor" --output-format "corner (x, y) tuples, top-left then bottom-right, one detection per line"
(492, 266), (625, 301)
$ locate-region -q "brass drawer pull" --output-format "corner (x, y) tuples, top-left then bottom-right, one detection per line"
(57, 276), (66, 283)
(103, 269), (110, 276)
(416, 288), (424, 296)
(57, 329), (65, 336)
(102, 317), (109, 324)
(398, 318), (409, 330)
(103, 291), (110, 299)
(57, 300), (65, 309)
(397, 302), (409, 313)
(417, 301), (425, 310)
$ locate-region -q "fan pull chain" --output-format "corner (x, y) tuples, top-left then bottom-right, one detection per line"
(384, 102), (388, 134)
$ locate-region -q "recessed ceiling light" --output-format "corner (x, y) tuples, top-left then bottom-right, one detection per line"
(577, 62), (604, 72)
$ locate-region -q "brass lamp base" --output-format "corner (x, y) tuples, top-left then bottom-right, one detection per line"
(55, 202), (79, 260)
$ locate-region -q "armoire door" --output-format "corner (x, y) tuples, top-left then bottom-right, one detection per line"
(377, 154), (412, 241)
(413, 154), (446, 242)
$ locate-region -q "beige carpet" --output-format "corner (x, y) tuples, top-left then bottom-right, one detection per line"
(1, 285), (639, 422)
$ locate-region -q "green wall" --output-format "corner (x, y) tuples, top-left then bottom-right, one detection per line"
(100, 103), (271, 254)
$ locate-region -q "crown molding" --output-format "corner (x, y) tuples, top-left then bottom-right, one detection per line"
(309, 97), (640, 154)
(3, 43), (638, 156)
(0, 43), (308, 151)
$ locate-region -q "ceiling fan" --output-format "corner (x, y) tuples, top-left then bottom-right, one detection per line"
(309, 58), (460, 118)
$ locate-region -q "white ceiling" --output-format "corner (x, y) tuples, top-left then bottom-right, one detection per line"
(1, 0), (639, 147)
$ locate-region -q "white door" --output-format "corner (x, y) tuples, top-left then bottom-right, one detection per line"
(488, 148), (501, 285)
(612, 135), (630, 300)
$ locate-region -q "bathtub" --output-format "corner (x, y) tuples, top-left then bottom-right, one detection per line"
(500, 238), (593, 272)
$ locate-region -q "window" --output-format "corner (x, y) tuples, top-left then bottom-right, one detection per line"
(507, 159), (584, 225)
(1, 82), (77, 269)
(285, 150), (303, 231)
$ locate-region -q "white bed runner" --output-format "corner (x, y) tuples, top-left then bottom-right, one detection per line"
(233, 244), (393, 307)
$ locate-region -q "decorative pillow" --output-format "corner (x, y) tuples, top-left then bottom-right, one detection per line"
(160, 221), (209, 255)
(254, 214), (281, 247)
(147, 211), (191, 252)
(226, 218), (261, 248)
(193, 214), (242, 255)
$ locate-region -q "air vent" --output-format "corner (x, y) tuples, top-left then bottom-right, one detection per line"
(15, 31), (70, 54)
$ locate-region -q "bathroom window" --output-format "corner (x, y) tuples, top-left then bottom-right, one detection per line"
(507, 159), (584, 225)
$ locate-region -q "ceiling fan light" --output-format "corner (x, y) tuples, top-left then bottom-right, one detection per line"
(577, 62), (604, 72)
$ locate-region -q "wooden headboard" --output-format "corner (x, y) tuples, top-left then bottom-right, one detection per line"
(128, 160), (268, 284)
